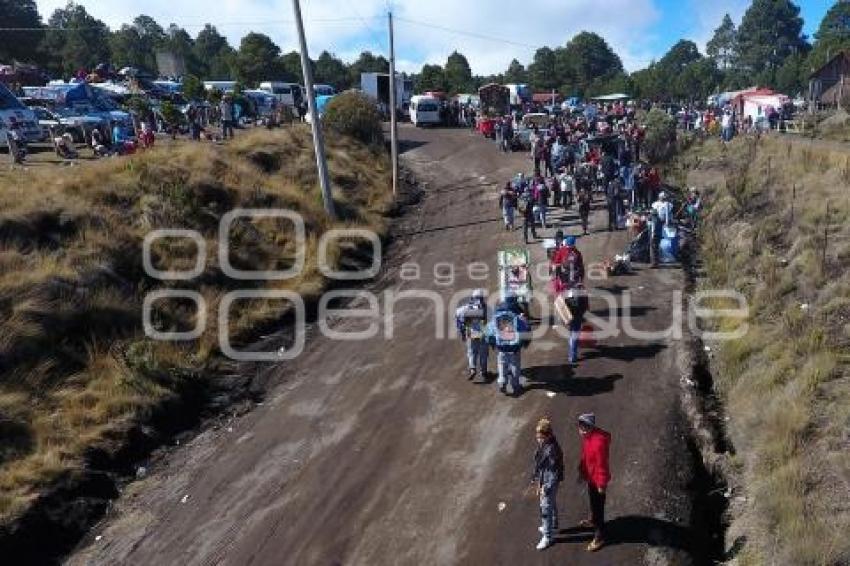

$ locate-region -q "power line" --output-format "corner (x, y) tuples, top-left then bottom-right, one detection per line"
(345, 4), (387, 51)
(394, 17), (538, 50)
(0, 17), (381, 32)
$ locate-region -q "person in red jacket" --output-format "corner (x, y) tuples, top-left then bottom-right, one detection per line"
(577, 413), (611, 552)
(550, 236), (585, 293)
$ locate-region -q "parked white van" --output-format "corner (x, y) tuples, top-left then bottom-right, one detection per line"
(203, 81), (237, 94)
(258, 82), (304, 108)
(409, 95), (441, 127)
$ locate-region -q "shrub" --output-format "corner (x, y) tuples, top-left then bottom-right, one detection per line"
(643, 108), (677, 163)
(160, 101), (184, 129)
(322, 91), (383, 146)
(182, 74), (204, 101)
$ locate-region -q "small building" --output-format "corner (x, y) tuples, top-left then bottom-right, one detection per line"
(731, 88), (789, 122)
(809, 51), (850, 106)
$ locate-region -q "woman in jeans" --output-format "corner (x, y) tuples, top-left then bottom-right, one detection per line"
(531, 417), (564, 550)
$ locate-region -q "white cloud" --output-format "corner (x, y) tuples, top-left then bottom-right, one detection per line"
(35, 0), (663, 73)
(687, 0), (749, 52)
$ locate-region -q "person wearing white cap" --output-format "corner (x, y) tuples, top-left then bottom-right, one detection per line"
(455, 289), (489, 380)
(577, 413), (611, 552)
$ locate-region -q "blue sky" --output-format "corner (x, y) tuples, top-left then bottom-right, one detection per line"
(34, 0), (835, 74)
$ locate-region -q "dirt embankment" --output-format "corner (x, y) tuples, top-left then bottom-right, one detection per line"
(676, 134), (850, 565)
(0, 126), (394, 562)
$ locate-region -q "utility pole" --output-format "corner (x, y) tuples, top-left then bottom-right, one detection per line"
(291, 0), (335, 218)
(388, 10), (399, 197)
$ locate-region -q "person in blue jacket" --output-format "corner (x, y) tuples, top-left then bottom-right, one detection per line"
(486, 299), (531, 396)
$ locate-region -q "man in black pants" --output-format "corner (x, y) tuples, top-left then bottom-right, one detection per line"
(605, 179), (620, 231)
(577, 413), (611, 552)
(523, 196), (538, 243)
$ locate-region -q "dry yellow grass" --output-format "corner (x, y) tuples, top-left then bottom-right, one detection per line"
(0, 126), (392, 524)
(682, 135), (850, 565)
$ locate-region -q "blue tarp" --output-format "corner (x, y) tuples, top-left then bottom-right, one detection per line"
(315, 94), (334, 115)
(64, 83), (96, 105)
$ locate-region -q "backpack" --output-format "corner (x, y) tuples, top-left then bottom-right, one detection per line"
(491, 311), (522, 348)
(457, 302), (486, 339)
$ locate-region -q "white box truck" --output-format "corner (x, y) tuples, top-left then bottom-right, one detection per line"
(360, 72), (412, 116)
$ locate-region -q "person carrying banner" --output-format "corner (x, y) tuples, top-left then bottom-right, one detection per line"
(486, 301), (531, 396)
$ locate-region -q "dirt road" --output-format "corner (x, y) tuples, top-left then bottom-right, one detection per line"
(67, 125), (707, 565)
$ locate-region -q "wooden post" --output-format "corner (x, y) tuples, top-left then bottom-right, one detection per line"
(388, 11), (398, 197)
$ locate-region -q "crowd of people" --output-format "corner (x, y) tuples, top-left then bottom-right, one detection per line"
(453, 100), (707, 553)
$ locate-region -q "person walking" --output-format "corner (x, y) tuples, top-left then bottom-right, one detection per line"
(577, 413), (611, 552)
(531, 417), (565, 551)
(551, 235), (585, 293)
(220, 96), (235, 140)
(486, 301), (530, 396)
(522, 190), (538, 244)
(535, 177), (549, 230)
(558, 168), (575, 208)
(6, 123), (26, 165)
(499, 182), (518, 231)
(605, 178), (619, 232)
(456, 289), (489, 381)
(564, 286), (589, 364)
(577, 186), (592, 235)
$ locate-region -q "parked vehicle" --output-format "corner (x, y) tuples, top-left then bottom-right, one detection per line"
(409, 95), (442, 127)
(505, 83), (532, 108)
(203, 81), (237, 94)
(314, 84), (336, 97)
(304, 94), (335, 124)
(258, 81), (304, 108)
(50, 107), (109, 142)
(360, 72), (413, 115)
(513, 112), (552, 149)
(0, 82), (42, 144)
(244, 90), (279, 118)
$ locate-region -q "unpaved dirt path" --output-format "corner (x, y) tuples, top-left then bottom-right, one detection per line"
(67, 126), (703, 566)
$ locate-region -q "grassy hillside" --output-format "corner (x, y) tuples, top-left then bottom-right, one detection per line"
(0, 127), (392, 524)
(678, 135), (849, 565)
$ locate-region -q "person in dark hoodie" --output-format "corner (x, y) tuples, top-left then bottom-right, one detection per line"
(531, 417), (565, 551)
(577, 413), (612, 552)
(522, 189), (538, 243)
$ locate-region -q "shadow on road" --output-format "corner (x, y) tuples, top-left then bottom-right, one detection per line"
(555, 515), (698, 554)
(590, 305), (658, 318)
(595, 284), (630, 295)
(523, 366), (624, 397)
(396, 216), (504, 237)
(582, 343), (667, 362)
(397, 139), (428, 154)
